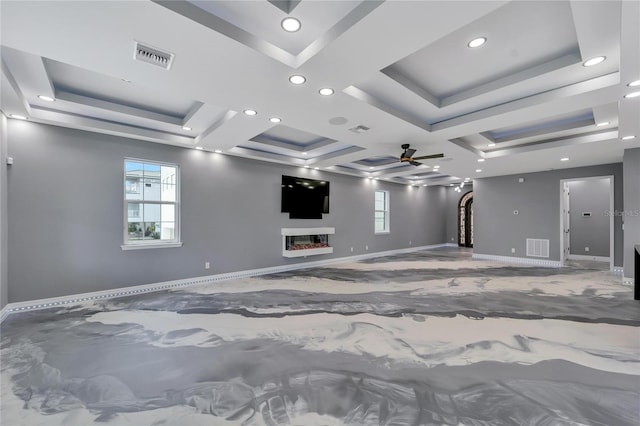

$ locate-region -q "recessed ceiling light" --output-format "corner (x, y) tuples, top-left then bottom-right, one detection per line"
(9, 114), (27, 120)
(269, 117), (282, 123)
(302, 152), (308, 155)
(624, 91), (640, 98)
(38, 95), (55, 102)
(289, 75), (306, 85)
(314, 167), (319, 170)
(304, 165), (309, 168)
(621, 135), (636, 140)
(281, 17), (301, 32)
(450, 184), (454, 186)
(596, 122), (609, 127)
(488, 142), (496, 147)
(368, 176), (373, 179)
(243, 109), (257, 116)
(583, 56), (606, 67)
(477, 158), (485, 162)
(369, 166), (374, 169)
(182, 126), (192, 131)
(423, 184), (428, 187)
(319, 88), (334, 96)
(628, 80), (640, 87)
(476, 169), (482, 172)
(214, 149), (223, 153)
(467, 37), (487, 48)
(195, 146), (204, 150)
(560, 157), (569, 161)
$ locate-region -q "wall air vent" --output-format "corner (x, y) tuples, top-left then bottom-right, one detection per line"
(526, 238), (550, 258)
(133, 41), (175, 70)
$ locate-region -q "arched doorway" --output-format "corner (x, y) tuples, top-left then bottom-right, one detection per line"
(458, 191), (473, 248)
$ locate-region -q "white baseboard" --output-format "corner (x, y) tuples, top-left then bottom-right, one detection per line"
(472, 253), (562, 268)
(567, 254), (610, 262)
(1, 243), (449, 321)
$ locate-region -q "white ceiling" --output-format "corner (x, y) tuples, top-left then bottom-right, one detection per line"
(1, 0), (638, 186)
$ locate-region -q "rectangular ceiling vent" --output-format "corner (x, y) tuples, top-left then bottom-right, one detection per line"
(133, 41), (175, 70)
(526, 238), (550, 258)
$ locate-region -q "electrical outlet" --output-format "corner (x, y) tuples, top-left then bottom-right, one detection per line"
(511, 248), (515, 253)
(350, 247), (354, 252)
(365, 245), (369, 250)
(205, 262), (210, 269)
(409, 240), (412, 245)
(585, 247), (590, 252)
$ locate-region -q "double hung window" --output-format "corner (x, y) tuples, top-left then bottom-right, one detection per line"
(123, 159), (181, 249)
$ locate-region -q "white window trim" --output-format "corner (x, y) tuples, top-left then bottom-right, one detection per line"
(122, 158), (182, 250)
(121, 242), (183, 251)
(374, 190), (390, 234)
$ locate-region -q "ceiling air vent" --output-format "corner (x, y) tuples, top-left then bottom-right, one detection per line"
(133, 41), (175, 70)
(349, 125), (370, 134)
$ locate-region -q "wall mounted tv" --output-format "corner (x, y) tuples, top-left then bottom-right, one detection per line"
(281, 175), (330, 219)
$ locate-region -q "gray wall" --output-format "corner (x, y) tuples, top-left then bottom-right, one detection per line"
(6, 121), (447, 303)
(474, 164), (623, 265)
(568, 179), (610, 257)
(623, 148), (640, 278)
(0, 115), (7, 309)
(445, 186), (473, 245)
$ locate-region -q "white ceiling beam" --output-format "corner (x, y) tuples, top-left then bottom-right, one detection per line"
(1, 47), (54, 102)
(617, 0), (640, 141)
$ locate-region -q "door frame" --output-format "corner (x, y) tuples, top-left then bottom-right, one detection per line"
(559, 176), (614, 270)
(458, 191), (474, 248)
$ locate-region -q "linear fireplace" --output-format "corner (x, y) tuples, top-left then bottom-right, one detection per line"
(281, 227), (335, 258)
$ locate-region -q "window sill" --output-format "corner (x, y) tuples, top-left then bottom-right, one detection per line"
(375, 231), (390, 235)
(121, 242), (183, 251)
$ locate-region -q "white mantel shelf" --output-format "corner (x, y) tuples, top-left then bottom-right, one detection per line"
(282, 227), (335, 258)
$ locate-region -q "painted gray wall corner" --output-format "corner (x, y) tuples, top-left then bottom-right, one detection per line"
(474, 164), (624, 265)
(6, 121), (448, 302)
(623, 148), (640, 278)
(568, 179), (611, 257)
(0, 115), (8, 309)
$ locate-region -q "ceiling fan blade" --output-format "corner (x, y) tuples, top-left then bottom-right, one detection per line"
(401, 148), (416, 159)
(412, 153), (444, 160)
(410, 161), (422, 166)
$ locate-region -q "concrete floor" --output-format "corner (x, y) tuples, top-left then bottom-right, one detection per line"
(1, 248), (638, 425)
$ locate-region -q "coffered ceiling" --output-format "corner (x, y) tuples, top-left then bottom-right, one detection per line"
(1, 0), (638, 186)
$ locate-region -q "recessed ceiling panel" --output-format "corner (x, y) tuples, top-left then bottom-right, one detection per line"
(382, 1), (580, 104)
(44, 58), (194, 118)
(251, 124), (335, 150)
(353, 156), (398, 167)
(488, 110), (595, 142)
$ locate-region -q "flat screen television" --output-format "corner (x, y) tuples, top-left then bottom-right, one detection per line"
(281, 175), (330, 219)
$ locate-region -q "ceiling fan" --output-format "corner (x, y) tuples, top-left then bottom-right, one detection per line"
(399, 144), (444, 166)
